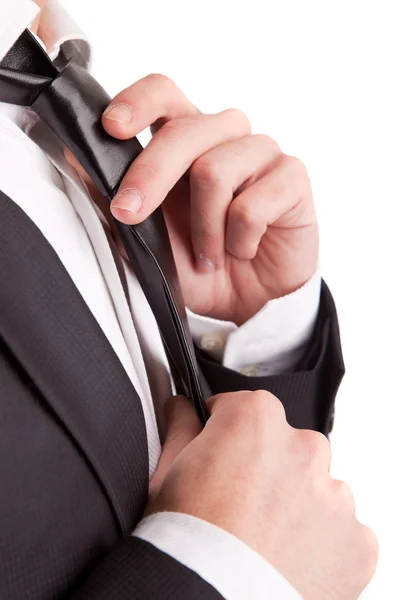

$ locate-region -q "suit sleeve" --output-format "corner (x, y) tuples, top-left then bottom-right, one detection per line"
(196, 280), (345, 435)
(70, 536), (224, 600)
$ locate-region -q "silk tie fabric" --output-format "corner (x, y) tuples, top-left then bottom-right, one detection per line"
(0, 30), (210, 422)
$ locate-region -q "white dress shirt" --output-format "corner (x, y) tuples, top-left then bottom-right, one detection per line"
(0, 1), (321, 597)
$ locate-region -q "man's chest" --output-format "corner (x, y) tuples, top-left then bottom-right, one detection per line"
(0, 114), (171, 467)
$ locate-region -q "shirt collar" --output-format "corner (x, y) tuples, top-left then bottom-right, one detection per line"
(38, 0), (91, 68)
(0, 0), (91, 68)
(0, 0), (91, 129)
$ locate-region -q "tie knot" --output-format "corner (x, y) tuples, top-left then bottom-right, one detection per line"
(0, 29), (56, 107)
(0, 68), (52, 107)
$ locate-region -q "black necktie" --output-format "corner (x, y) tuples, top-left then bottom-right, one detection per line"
(0, 30), (210, 423)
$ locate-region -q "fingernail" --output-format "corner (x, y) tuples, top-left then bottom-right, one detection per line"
(103, 103), (133, 124)
(196, 254), (215, 273)
(112, 188), (143, 214)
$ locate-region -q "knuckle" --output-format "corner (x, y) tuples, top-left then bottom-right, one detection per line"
(282, 156), (315, 213)
(297, 429), (331, 468)
(144, 73), (176, 91)
(230, 203), (264, 234)
(247, 390), (286, 421)
(191, 227), (215, 242)
(253, 133), (281, 154)
(331, 479), (356, 511)
(191, 156), (228, 187)
(128, 162), (160, 190)
(191, 228), (219, 252)
(207, 391), (240, 414)
(284, 155), (310, 184)
(208, 391), (287, 433)
(191, 222), (220, 254)
(221, 108), (252, 131)
(359, 525), (379, 580)
(161, 119), (191, 142)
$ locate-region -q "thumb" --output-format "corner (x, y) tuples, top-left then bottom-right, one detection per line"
(149, 395), (202, 497)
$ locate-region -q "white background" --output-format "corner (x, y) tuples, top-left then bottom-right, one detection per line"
(63, 0), (400, 596)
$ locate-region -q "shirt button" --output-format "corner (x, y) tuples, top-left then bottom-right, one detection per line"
(200, 333), (225, 352)
(239, 365), (259, 377)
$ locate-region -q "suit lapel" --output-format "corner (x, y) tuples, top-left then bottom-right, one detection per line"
(0, 189), (149, 533)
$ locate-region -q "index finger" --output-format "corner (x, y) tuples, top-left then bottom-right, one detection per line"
(206, 391), (253, 415)
(102, 73), (201, 140)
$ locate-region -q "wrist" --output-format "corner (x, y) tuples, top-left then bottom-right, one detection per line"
(151, 495), (265, 561)
(231, 266), (319, 327)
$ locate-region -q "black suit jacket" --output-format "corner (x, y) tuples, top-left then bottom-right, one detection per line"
(0, 188), (345, 599)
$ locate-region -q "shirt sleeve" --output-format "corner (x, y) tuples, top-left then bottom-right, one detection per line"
(0, 0), (39, 61)
(187, 268), (321, 377)
(134, 512), (302, 600)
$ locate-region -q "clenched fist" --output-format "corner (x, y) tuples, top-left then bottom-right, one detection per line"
(148, 393), (378, 599)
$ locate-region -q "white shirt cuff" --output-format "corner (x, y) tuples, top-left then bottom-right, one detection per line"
(134, 512), (302, 600)
(187, 268), (321, 377)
